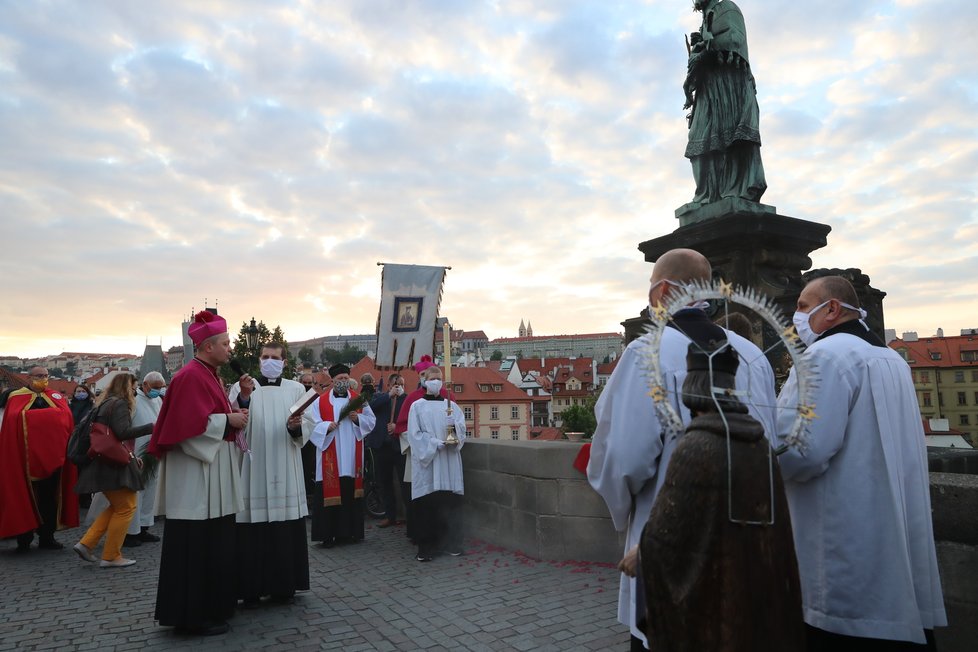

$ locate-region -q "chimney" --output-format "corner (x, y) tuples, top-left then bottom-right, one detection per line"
(936, 327), (944, 338)
(902, 332), (918, 342)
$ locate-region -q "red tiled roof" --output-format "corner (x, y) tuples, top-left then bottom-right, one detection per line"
(349, 357), (530, 402)
(889, 335), (978, 369)
(922, 419), (967, 436)
(490, 333), (622, 344)
(597, 360), (619, 374)
(462, 330), (488, 340)
(529, 427), (562, 441)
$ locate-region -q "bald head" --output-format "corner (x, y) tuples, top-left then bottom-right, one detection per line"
(804, 276), (859, 307)
(648, 249), (712, 308)
(651, 249), (711, 285)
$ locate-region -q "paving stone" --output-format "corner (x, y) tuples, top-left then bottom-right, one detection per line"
(0, 515), (629, 650)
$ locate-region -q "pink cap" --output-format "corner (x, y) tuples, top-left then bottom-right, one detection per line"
(188, 310), (228, 346)
(413, 354), (435, 373)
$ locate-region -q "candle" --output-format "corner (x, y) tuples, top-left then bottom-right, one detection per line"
(443, 322), (452, 384)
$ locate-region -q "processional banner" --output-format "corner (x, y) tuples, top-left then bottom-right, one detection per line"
(374, 263), (446, 368)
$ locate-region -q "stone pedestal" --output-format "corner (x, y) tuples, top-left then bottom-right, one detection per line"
(640, 208), (831, 322)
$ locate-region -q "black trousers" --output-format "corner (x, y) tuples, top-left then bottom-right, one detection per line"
(17, 470), (61, 546)
(374, 441), (407, 521)
(235, 520), (310, 600)
(311, 478), (364, 543)
(806, 625), (937, 651)
(412, 491), (462, 557)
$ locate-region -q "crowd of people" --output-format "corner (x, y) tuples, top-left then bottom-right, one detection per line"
(0, 247), (949, 646)
(0, 311), (467, 636)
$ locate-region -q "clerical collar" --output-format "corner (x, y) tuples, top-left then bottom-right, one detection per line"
(422, 394), (444, 401)
(815, 319), (885, 348)
(258, 377), (282, 387)
(333, 391), (348, 399)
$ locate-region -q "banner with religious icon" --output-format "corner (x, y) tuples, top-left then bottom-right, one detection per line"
(374, 263), (447, 368)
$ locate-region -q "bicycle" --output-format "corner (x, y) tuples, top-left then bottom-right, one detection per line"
(362, 447), (386, 519)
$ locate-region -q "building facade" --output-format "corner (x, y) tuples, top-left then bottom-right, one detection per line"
(889, 332), (978, 444)
(488, 332), (623, 362)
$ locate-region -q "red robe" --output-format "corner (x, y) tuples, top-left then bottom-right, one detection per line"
(148, 358), (237, 456)
(0, 388), (79, 538)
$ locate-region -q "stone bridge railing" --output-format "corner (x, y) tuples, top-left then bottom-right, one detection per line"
(459, 440), (977, 652)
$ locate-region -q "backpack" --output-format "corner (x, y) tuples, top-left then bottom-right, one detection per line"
(66, 404), (100, 467)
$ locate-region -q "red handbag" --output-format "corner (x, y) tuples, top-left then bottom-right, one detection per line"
(88, 422), (134, 467)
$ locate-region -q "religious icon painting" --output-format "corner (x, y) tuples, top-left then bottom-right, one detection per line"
(392, 297), (423, 333)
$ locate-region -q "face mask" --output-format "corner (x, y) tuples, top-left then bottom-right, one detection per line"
(74, 391), (89, 401)
(792, 300), (830, 347)
(260, 358), (285, 379)
(147, 389), (163, 399)
(333, 379), (350, 394)
(425, 379), (443, 395)
(390, 386), (403, 396)
(31, 379), (49, 392)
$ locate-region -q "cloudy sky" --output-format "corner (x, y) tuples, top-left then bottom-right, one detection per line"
(2, 0), (976, 357)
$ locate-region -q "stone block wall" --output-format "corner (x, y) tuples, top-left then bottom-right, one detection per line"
(461, 439), (624, 562)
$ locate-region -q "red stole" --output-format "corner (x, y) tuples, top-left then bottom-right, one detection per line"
(319, 391), (363, 507)
(0, 388), (79, 538)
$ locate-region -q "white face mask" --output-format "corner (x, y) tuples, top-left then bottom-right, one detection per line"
(424, 379), (443, 395)
(390, 386), (404, 396)
(259, 358), (285, 379)
(793, 298), (836, 347)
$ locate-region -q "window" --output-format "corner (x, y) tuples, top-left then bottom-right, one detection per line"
(490, 428), (499, 439)
(958, 392), (967, 406)
(490, 406), (499, 420)
(974, 392), (978, 406)
(511, 429), (519, 440)
(463, 406), (473, 420)
(493, 384), (502, 392)
(973, 370), (978, 382)
(939, 393), (944, 406)
(511, 406), (519, 419)
(962, 350), (978, 362)
(961, 415), (971, 426)
(922, 392), (932, 407)
(955, 371), (965, 383)
(930, 352), (941, 360)
(479, 384), (490, 393)
(920, 371), (930, 383)
(454, 384), (463, 394)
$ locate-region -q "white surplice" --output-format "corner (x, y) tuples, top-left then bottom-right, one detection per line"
(777, 331), (946, 643)
(155, 414), (244, 520)
(407, 397), (466, 499)
(587, 325), (777, 646)
(303, 392), (376, 480)
(233, 379), (309, 523)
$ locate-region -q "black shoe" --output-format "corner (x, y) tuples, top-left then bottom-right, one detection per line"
(239, 597), (261, 610)
(317, 539), (335, 548)
(137, 530), (160, 543)
(174, 621), (230, 636)
(123, 535), (142, 548)
(37, 539), (64, 550)
(446, 549), (463, 557)
(15, 543), (31, 554)
(270, 594), (295, 605)
(416, 554), (432, 562)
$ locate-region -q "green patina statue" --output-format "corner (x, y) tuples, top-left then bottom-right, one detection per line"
(684, 0), (766, 206)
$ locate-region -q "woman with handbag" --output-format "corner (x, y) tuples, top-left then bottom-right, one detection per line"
(72, 373), (153, 568)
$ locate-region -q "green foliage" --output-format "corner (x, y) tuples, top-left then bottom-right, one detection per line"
(298, 347), (314, 365)
(219, 319), (297, 384)
(490, 350), (503, 361)
(561, 404), (597, 438)
(320, 341), (367, 367)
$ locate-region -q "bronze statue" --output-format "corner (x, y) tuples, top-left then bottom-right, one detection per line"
(684, 0), (767, 206)
(639, 342), (804, 651)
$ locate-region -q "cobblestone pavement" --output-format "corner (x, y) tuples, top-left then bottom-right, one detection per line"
(0, 513), (628, 651)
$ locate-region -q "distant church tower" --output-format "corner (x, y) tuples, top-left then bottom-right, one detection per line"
(519, 319), (527, 338)
(526, 320), (533, 337)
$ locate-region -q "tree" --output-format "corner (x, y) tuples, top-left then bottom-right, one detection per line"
(298, 347), (314, 366)
(320, 343), (366, 367)
(561, 404), (597, 438)
(65, 361), (78, 378)
(490, 350), (503, 361)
